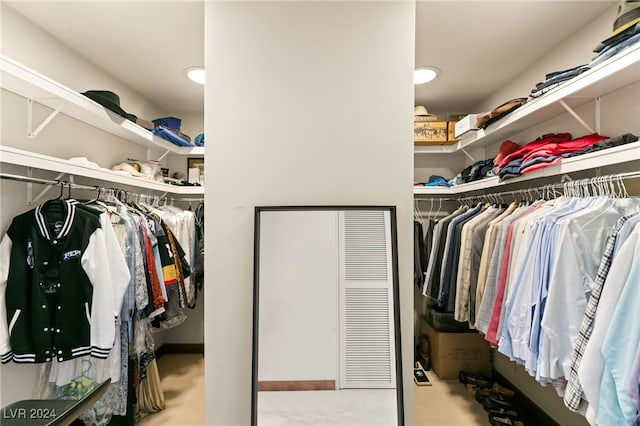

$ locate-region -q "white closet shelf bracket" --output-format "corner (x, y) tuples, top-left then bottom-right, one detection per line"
(595, 97), (601, 134)
(26, 167), (33, 205)
(559, 99), (595, 134)
(157, 149), (171, 162)
(460, 148), (476, 162)
(27, 98), (64, 138)
(30, 171), (67, 205)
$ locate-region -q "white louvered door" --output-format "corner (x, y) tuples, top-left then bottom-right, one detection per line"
(338, 210), (396, 389)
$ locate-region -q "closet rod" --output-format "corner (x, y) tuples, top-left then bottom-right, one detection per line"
(0, 172), (204, 203)
(0, 172), (98, 191)
(420, 170), (640, 203)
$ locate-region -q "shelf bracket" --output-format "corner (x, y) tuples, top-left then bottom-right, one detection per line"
(29, 171), (66, 205)
(157, 149), (171, 162)
(460, 148), (476, 163)
(26, 167), (33, 205)
(559, 99), (594, 134)
(27, 98), (64, 138)
(595, 96), (601, 134)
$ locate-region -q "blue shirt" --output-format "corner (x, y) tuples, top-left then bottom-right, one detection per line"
(597, 226), (640, 425)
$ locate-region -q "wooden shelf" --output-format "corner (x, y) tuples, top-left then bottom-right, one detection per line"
(0, 55), (204, 156)
(414, 140), (640, 195)
(415, 43), (640, 155)
(0, 146), (204, 195)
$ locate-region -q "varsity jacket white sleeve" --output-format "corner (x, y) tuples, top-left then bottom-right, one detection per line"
(98, 212), (131, 317)
(81, 228), (117, 357)
(0, 234), (12, 360)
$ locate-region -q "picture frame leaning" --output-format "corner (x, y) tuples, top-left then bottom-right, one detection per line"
(187, 157), (204, 184)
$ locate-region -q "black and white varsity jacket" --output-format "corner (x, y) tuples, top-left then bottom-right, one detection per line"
(0, 200), (117, 363)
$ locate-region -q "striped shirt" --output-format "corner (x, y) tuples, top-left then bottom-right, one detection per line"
(563, 213), (639, 411)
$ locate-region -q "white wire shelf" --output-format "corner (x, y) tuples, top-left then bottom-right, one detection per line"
(0, 54), (204, 156)
(0, 145), (204, 195)
(414, 140), (640, 195)
(415, 43), (640, 155)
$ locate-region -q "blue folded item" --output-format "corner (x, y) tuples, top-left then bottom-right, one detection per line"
(152, 116), (181, 130)
(424, 175), (451, 187)
(153, 127), (194, 147)
(194, 133), (205, 146)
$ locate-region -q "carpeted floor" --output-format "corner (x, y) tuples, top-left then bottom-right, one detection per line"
(138, 354), (494, 426)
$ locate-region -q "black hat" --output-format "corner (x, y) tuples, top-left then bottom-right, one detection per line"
(612, 0), (640, 37)
(82, 90), (137, 121)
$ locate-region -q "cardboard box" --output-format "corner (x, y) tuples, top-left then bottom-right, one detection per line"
(414, 121), (448, 144)
(421, 318), (492, 380)
(414, 114), (468, 145)
(454, 114), (480, 138)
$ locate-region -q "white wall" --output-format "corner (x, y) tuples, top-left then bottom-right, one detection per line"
(204, 1), (415, 424)
(472, 6), (617, 113)
(258, 210), (338, 382)
(0, 4), (162, 127)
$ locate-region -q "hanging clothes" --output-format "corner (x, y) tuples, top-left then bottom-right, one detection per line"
(0, 194), (200, 426)
(419, 181), (640, 425)
(0, 199), (129, 364)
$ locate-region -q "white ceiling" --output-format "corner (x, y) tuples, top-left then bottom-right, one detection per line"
(6, 1), (616, 115)
(415, 1), (615, 112)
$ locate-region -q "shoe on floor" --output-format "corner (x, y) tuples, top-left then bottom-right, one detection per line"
(458, 370), (492, 388)
(487, 409), (520, 418)
(492, 382), (516, 398)
(489, 413), (524, 426)
(475, 389), (512, 405)
(482, 393), (515, 411)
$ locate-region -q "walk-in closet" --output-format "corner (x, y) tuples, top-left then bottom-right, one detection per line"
(1, 1), (639, 426)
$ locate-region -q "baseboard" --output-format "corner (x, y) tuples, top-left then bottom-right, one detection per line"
(155, 343), (204, 360)
(492, 369), (561, 426)
(258, 380), (336, 391)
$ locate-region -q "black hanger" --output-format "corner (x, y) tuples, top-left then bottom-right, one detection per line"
(85, 186), (102, 204)
(55, 180), (67, 199)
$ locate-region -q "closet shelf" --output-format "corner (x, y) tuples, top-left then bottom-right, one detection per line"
(0, 146), (204, 195)
(415, 42), (640, 155)
(0, 55), (204, 156)
(414, 140), (640, 195)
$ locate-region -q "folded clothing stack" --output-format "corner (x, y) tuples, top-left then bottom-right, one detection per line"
(152, 117), (195, 147)
(495, 133), (640, 181)
(590, 0), (640, 68)
(529, 64), (590, 99)
(476, 98), (528, 130)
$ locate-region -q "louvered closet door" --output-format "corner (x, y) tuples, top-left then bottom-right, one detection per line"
(338, 210), (396, 389)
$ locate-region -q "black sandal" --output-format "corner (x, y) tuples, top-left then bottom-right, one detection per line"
(489, 413), (524, 426)
(458, 370), (492, 388)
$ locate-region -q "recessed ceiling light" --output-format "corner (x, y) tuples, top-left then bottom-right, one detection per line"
(184, 67), (205, 85)
(414, 67), (439, 85)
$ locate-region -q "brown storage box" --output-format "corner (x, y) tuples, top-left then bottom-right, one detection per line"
(414, 113), (467, 146)
(421, 318), (492, 380)
(446, 114), (466, 143)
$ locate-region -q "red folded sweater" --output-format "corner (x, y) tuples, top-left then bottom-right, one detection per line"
(521, 133), (608, 163)
(498, 133), (572, 169)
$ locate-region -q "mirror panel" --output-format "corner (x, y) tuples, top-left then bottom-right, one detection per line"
(252, 206), (403, 426)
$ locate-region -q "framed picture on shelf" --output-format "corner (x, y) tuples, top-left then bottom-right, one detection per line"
(187, 157), (204, 184)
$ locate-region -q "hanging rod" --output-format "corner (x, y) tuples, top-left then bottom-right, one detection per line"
(0, 172), (98, 191)
(418, 170), (640, 202)
(173, 198), (205, 202)
(471, 171), (640, 201)
(0, 172), (204, 205)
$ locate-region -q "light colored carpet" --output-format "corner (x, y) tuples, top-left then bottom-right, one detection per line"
(138, 354), (488, 426)
(413, 370), (489, 426)
(138, 354), (205, 426)
(258, 389), (397, 425)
